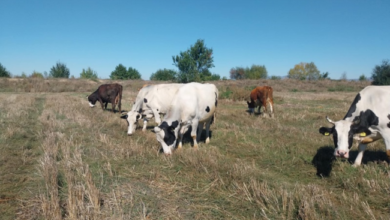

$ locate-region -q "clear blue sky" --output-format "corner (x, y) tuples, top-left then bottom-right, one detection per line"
(1, 0), (389, 80)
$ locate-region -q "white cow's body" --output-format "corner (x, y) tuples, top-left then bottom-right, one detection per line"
(154, 82), (219, 155)
(320, 86), (390, 166)
(122, 84), (183, 135)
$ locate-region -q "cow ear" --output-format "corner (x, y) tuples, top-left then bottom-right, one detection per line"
(319, 127), (333, 136)
(120, 114), (128, 119)
(171, 120), (179, 129)
(136, 114), (141, 120)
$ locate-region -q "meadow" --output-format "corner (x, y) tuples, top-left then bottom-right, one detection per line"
(1, 78), (389, 220)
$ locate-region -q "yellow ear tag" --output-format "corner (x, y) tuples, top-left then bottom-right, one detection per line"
(360, 132), (366, 137)
(324, 132), (330, 136)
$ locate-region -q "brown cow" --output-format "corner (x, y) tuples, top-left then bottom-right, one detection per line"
(247, 86), (274, 117)
(87, 83), (122, 113)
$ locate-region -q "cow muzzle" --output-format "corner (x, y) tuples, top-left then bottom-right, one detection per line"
(335, 150), (349, 158)
(89, 102), (95, 108)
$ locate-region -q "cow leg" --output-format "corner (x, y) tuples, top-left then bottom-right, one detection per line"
(262, 100), (268, 117)
(104, 102), (108, 109)
(196, 122), (204, 143)
(204, 120), (211, 144)
(191, 120), (199, 149)
(142, 118), (148, 131)
(177, 125), (189, 149)
(268, 99), (275, 118)
(99, 99), (104, 111)
(353, 143), (367, 167)
(151, 108), (162, 124)
(382, 135), (390, 162)
(111, 101), (116, 113)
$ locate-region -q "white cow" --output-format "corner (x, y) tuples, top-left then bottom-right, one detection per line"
(319, 86), (390, 166)
(154, 82), (218, 155)
(121, 84), (183, 135)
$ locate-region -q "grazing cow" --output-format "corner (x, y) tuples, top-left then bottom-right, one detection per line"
(154, 82), (218, 155)
(121, 84), (183, 135)
(319, 86), (390, 166)
(87, 83), (122, 113)
(247, 86), (274, 117)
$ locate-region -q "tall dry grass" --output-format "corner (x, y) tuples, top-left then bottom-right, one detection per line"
(2, 79), (390, 220)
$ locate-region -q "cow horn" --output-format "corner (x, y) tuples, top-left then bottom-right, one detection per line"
(326, 116), (335, 124)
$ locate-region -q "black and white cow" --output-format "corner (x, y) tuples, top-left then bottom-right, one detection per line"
(319, 86), (390, 166)
(154, 82), (218, 155)
(121, 84), (183, 135)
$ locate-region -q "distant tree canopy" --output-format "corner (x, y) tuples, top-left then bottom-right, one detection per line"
(80, 67), (98, 80)
(0, 63), (11, 77)
(230, 65), (267, 80)
(288, 62), (320, 80)
(31, 71), (44, 78)
(50, 62), (70, 78)
(371, 60), (390, 85)
(110, 64), (141, 80)
(173, 39), (219, 83)
(150, 69), (177, 81)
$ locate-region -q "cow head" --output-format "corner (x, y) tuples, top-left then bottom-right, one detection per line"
(121, 111), (141, 136)
(319, 113), (376, 159)
(87, 94), (98, 108)
(154, 120), (179, 155)
(247, 101), (255, 113)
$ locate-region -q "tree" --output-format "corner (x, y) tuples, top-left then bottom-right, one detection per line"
(150, 69), (177, 81)
(127, 67), (141, 79)
(371, 60), (390, 85)
(0, 63), (11, 77)
(80, 67), (98, 79)
(359, 74), (367, 81)
(230, 67), (245, 80)
(246, 65), (268, 79)
(288, 62), (320, 80)
(320, 72), (330, 80)
(50, 62), (70, 78)
(31, 71), (44, 78)
(172, 39), (214, 83)
(110, 64), (141, 80)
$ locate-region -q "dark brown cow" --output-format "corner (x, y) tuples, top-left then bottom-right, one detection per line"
(87, 83), (122, 113)
(247, 86), (274, 117)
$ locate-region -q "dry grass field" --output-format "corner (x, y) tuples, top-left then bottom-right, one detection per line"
(1, 78), (389, 220)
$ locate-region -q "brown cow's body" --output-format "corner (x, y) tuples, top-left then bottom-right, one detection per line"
(247, 86), (274, 117)
(88, 83), (122, 113)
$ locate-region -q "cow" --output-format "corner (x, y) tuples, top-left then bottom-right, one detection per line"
(319, 86), (390, 166)
(154, 82), (218, 155)
(87, 83), (122, 113)
(247, 86), (274, 118)
(121, 83), (183, 135)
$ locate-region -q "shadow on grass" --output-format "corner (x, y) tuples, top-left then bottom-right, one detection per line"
(312, 146), (389, 177)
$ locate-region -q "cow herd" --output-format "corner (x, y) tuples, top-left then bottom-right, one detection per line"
(88, 83), (390, 166)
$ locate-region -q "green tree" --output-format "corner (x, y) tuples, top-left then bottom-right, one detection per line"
(31, 71), (44, 78)
(150, 69), (177, 81)
(127, 67), (141, 79)
(110, 64), (141, 80)
(80, 67), (98, 79)
(230, 67), (245, 80)
(246, 65), (268, 79)
(49, 62), (70, 78)
(110, 64), (128, 80)
(371, 60), (390, 85)
(288, 62), (320, 80)
(0, 63), (11, 77)
(359, 74), (367, 81)
(172, 39), (214, 83)
(320, 72), (330, 80)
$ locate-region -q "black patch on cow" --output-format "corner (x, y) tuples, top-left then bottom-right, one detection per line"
(120, 114), (128, 119)
(157, 109), (159, 112)
(138, 108), (142, 113)
(387, 114), (390, 128)
(158, 121), (178, 146)
(350, 110), (379, 137)
(205, 106), (210, 112)
(343, 93), (361, 119)
(215, 92), (218, 107)
(144, 98), (148, 103)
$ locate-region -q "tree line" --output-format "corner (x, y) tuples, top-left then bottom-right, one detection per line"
(1, 39), (390, 84)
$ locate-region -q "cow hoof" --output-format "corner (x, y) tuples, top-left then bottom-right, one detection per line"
(205, 138), (210, 144)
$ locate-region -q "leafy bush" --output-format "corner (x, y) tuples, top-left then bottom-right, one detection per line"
(0, 63), (11, 77)
(80, 67), (98, 80)
(50, 62), (70, 78)
(371, 60), (390, 85)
